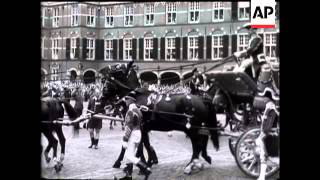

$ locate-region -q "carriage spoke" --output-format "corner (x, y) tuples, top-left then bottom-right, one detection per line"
(247, 157), (257, 171)
(241, 154), (254, 163)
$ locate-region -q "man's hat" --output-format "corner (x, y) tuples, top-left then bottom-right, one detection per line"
(192, 68), (198, 74)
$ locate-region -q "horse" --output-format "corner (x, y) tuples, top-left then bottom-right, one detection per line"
(40, 97), (78, 172)
(99, 62), (220, 174)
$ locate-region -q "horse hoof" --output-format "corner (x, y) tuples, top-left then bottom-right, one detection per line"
(153, 159), (158, 164)
(184, 170), (191, 175)
(54, 163), (62, 173)
(203, 156), (212, 164)
(45, 157), (51, 163)
(184, 166), (192, 175)
(147, 162), (153, 168)
(113, 161), (121, 168)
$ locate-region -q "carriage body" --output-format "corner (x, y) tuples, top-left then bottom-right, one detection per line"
(208, 71), (261, 131)
(206, 71), (279, 178)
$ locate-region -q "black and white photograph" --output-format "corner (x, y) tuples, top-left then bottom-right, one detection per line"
(40, 1), (279, 179)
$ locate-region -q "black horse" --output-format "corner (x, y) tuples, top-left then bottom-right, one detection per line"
(40, 97), (78, 172)
(99, 62), (220, 174)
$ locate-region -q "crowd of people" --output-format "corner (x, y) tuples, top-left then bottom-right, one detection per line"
(40, 80), (207, 100)
(41, 81), (104, 102)
(148, 84), (191, 94)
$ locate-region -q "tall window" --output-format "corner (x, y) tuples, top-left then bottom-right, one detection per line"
(105, 7), (114, 27)
(166, 3), (177, 24)
(71, 5), (79, 26)
(51, 67), (59, 81)
(166, 37), (176, 60)
(70, 38), (76, 59)
(238, 34), (249, 51)
(188, 36), (198, 60)
(212, 35), (223, 60)
(144, 38), (153, 60)
(86, 38), (95, 60)
(145, 4), (155, 25)
(87, 7), (96, 27)
(105, 39), (113, 60)
(238, 2), (250, 20)
(264, 33), (277, 60)
(124, 6), (134, 26)
(52, 38), (59, 59)
(189, 2), (200, 23)
(124, 39), (132, 60)
(212, 2), (224, 22)
(53, 8), (60, 27)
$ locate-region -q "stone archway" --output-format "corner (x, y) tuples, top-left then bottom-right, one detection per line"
(160, 72), (180, 85)
(83, 70), (96, 84)
(70, 70), (77, 82)
(140, 71), (158, 85)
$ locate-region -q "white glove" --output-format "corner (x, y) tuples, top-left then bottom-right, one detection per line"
(122, 141), (128, 149)
(234, 51), (242, 58)
(84, 113), (92, 119)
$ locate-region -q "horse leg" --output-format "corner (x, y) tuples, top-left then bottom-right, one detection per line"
(54, 126), (66, 172)
(42, 129), (58, 164)
(136, 140), (146, 163)
(55, 126), (66, 162)
(184, 132), (202, 175)
(113, 146), (126, 168)
(200, 135), (212, 164)
(42, 130), (53, 163)
(141, 131), (158, 167)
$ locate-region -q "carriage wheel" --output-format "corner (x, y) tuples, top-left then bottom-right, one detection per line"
(235, 128), (279, 178)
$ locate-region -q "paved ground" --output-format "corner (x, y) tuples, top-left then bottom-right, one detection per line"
(41, 101), (279, 179)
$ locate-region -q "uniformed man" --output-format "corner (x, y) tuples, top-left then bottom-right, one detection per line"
(189, 68), (204, 95)
(119, 96), (151, 179)
(233, 23), (264, 82)
(86, 88), (103, 149)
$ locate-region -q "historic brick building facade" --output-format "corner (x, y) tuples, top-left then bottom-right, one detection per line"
(41, 1), (279, 85)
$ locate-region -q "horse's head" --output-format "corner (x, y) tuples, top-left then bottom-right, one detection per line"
(99, 61), (140, 101)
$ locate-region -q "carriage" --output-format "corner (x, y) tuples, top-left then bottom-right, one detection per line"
(205, 67), (280, 178)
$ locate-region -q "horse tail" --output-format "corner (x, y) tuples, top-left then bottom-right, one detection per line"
(208, 103), (220, 151)
(61, 100), (77, 119)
